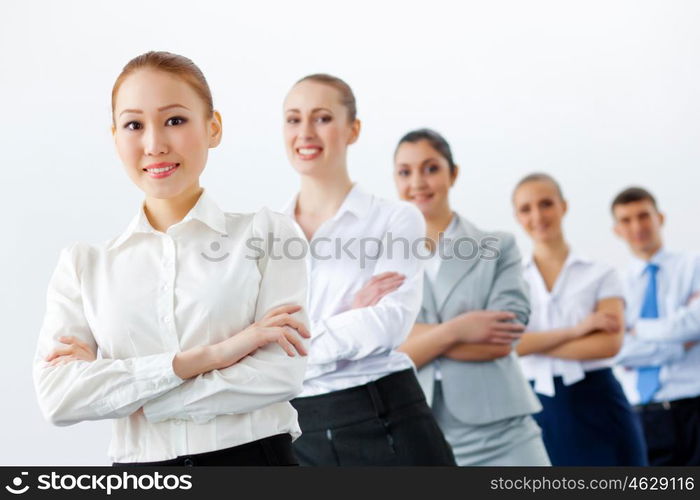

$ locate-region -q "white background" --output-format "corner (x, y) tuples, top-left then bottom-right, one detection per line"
(1, 0), (699, 464)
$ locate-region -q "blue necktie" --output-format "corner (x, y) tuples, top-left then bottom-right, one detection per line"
(637, 263), (661, 404)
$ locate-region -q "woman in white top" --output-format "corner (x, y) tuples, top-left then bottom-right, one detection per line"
(281, 74), (456, 465)
(512, 172), (647, 466)
(33, 51), (311, 466)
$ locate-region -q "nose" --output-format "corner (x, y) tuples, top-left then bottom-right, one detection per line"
(143, 126), (168, 156)
(299, 119), (316, 141)
(531, 207), (543, 225)
(629, 219), (644, 237)
(410, 171), (427, 190)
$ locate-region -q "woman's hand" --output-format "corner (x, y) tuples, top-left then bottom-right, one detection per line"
(351, 272), (405, 309)
(242, 304), (311, 356)
(45, 336), (96, 366)
(574, 311), (621, 337)
(447, 311), (525, 345)
(211, 304), (311, 370)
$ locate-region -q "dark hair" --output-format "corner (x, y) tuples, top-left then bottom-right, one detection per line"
(395, 128), (456, 174)
(611, 186), (658, 213)
(295, 73), (357, 122)
(112, 51), (214, 125)
(512, 172), (564, 202)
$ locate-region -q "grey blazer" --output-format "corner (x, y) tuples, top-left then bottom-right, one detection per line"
(416, 214), (542, 424)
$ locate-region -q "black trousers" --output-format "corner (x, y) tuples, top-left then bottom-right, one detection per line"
(636, 395), (700, 466)
(291, 369), (456, 466)
(112, 433), (298, 466)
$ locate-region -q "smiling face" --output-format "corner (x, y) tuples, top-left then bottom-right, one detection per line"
(513, 179), (567, 243)
(613, 199), (664, 256)
(283, 80), (360, 178)
(394, 139), (457, 219)
(112, 69), (222, 200)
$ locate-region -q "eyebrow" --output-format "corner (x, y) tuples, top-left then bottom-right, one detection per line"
(285, 107), (333, 114)
(119, 104), (190, 117)
(396, 158), (441, 168)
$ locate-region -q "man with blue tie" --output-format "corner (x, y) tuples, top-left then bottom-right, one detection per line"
(612, 187), (700, 466)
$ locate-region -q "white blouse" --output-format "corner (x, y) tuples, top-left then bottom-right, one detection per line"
(33, 190), (309, 463)
(423, 213), (458, 381)
(282, 184), (426, 397)
(519, 252), (624, 397)
(424, 213), (458, 287)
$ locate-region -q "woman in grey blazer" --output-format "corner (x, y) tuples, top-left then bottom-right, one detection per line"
(391, 129), (550, 466)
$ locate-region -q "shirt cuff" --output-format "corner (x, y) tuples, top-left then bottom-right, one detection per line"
(136, 352), (185, 423)
(307, 317), (355, 365)
(94, 351), (183, 419)
(143, 383), (188, 423)
(635, 319), (666, 341)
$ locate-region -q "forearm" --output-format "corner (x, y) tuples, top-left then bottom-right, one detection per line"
(635, 317), (700, 343)
(544, 331), (623, 360)
(34, 352), (183, 426)
(615, 334), (686, 367)
(172, 345), (227, 380)
(515, 328), (578, 356)
(443, 343), (511, 362)
(144, 343), (307, 424)
(398, 323), (456, 369)
(309, 295), (420, 365)
(174, 331), (259, 380)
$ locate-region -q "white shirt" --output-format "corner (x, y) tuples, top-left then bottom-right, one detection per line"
(614, 248), (700, 404)
(282, 184), (426, 397)
(520, 252), (624, 396)
(423, 213), (458, 381)
(424, 213), (458, 287)
(33, 190), (309, 463)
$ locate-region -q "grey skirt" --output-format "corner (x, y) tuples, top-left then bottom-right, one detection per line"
(432, 381), (551, 466)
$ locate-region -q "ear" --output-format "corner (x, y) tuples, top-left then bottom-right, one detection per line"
(561, 198), (568, 215)
(613, 220), (623, 239)
(208, 110), (223, 148)
(658, 211), (665, 227)
(450, 164), (460, 186)
(110, 124), (119, 155)
(347, 119), (361, 145)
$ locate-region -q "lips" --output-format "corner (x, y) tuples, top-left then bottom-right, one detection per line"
(143, 162), (180, 179)
(296, 146), (323, 161)
(411, 193), (434, 203)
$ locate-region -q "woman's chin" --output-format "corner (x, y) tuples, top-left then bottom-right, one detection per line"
(140, 182), (191, 201)
(292, 160), (335, 178)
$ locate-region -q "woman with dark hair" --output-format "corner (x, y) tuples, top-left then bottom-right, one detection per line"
(512, 173), (647, 465)
(393, 128), (550, 465)
(281, 76), (456, 466)
(33, 51), (311, 466)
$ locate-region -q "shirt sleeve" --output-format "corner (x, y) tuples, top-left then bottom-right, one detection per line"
(304, 203), (426, 379)
(484, 233), (530, 345)
(596, 266), (625, 301)
(635, 255), (700, 343)
(33, 244), (184, 427)
(614, 333), (686, 367)
(143, 209), (310, 424)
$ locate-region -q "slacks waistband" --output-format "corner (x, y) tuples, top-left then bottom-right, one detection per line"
(112, 433), (295, 466)
(292, 369), (426, 431)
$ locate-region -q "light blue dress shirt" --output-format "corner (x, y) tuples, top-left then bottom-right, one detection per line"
(615, 248), (700, 404)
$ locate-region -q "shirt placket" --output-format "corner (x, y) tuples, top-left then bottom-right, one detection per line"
(159, 233), (188, 455)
